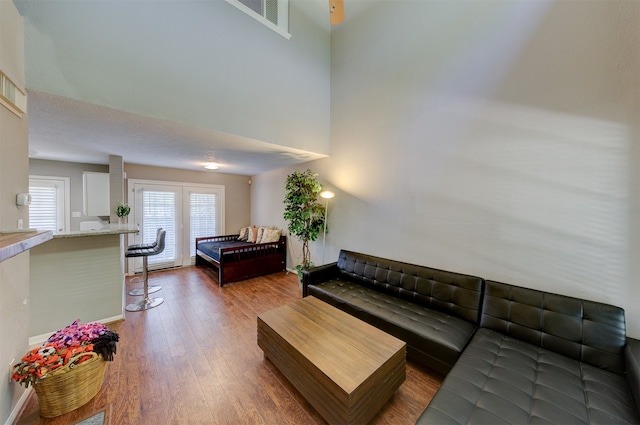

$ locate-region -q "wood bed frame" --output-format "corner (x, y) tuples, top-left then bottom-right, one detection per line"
(195, 234), (287, 287)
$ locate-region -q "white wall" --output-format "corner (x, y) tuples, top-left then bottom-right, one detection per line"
(252, 0), (640, 338)
(0, 1), (30, 423)
(16, 0), (331, 154)
(250, 166), (300, 267)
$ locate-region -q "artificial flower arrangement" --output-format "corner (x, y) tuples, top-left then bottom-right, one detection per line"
(11, 320), (119, 388)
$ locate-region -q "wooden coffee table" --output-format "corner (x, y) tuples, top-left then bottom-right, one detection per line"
(257, 296), (406, 425)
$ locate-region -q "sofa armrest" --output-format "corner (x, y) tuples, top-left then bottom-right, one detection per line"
(626, 337), (640, 412)
(301, 262), (339, 297)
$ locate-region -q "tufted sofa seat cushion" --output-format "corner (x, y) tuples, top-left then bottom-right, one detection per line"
(416, 328), (640, 424)
(303, 250), (484, 373)
(308, 279), (477, 374)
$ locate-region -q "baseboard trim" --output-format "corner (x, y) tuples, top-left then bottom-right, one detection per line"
(5, 388), (33, 425)
(28, 314), (124, 347)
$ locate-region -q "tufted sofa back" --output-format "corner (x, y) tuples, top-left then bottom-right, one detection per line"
(336, 250), (484, 324)
(481, 280), (627, 375)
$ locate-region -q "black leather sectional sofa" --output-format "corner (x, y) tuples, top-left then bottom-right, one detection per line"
(302, 249), (484, 375)
(302, 250), (640, 424)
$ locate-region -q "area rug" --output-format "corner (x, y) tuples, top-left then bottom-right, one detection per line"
(75, 410), (105, 425)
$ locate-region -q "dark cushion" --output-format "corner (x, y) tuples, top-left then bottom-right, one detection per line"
(336, 250), (484, 324)
(417, 328), (640, 425)
(197, 240), (256, 262)
(626, 338), (640, 412)
(481, 280), (627, 374)
(308, 279), (476, 374)
(125, 229), (166, 258)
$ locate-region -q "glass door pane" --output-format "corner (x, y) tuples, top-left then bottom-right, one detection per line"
(132, 183), (182, 271)
(189, 192), (217, 259)
(143, 190), (176, 267)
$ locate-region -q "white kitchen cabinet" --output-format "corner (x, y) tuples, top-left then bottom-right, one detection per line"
(83, 172), (110, 216)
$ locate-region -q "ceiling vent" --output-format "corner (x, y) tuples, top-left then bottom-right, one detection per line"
(226, 0), (290, 39)
(265, 0), (278, 25)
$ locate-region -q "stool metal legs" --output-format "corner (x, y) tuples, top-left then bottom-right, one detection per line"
(126, 257), (164, 312)
(128, 266), (161, 296)
(128, 283), (162, 296)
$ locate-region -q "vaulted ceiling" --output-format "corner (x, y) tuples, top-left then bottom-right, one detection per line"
(14, 0), (350, 175)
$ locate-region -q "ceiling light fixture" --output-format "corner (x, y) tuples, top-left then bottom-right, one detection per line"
(203, 162), (220, 170)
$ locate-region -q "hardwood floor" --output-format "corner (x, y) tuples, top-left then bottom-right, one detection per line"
(15, 267), (442, 425)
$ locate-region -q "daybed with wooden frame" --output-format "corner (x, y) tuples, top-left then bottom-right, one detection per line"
(195, 234), (287, 287)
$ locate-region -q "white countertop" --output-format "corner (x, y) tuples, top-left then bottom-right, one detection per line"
(53, 223), (139, 238)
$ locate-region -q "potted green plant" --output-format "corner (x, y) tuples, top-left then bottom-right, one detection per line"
(283, 169), (326, 281)
(116, 203), (131, 224)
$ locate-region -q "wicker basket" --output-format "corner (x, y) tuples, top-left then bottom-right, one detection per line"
(33, 352), (107, 418)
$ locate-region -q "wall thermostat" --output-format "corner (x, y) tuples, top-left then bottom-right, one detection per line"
(16, 193), (32, 206)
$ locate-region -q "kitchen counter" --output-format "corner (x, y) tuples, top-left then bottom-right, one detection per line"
(53, 223), (138, 238)
(29, 225), (139, 344)
(0, 230), (52, 262)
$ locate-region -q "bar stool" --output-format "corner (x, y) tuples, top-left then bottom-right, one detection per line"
(125, 229), (166, 312)
(128, 227), (163, 296)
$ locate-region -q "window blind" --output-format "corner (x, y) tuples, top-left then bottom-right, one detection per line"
(190, 193), (217, 258)
(143, 190), (176, 267)
(29, 185), (58, 232)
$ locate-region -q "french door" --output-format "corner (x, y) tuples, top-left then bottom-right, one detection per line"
(128, 180), (224, 272)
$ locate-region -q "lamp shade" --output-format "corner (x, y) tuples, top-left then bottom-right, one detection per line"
(320, 190), (335, 199)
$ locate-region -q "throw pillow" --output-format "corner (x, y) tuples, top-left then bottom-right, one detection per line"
(247, 226), (259, 243)
(256, 227), (265, 244)
(237, 227), (249, 241)
(260, 228), (281, 243)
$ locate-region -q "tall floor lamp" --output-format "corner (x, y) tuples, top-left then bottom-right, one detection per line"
(320, 190), (335, 264)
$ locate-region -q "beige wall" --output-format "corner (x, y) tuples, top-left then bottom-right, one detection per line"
(124, 163), (251, 234)
(0, 254), (30, 422)
(252, 0), (640, 338)
(0, 1), (29, 422)
(0, 2), (28, 231)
